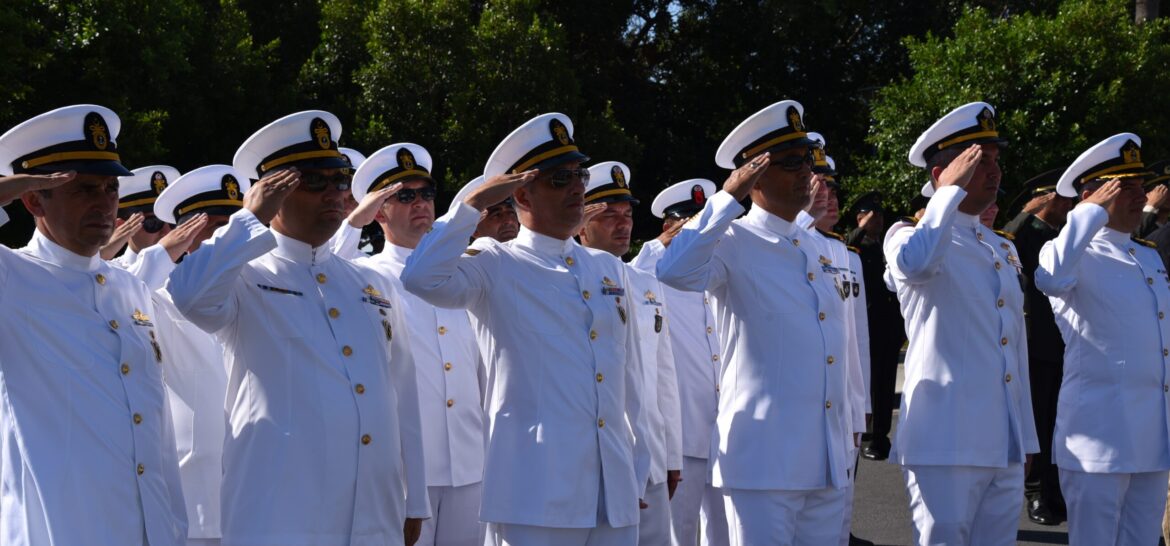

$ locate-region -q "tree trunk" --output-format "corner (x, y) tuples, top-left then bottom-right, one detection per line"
(1136, 0), (1161, 23)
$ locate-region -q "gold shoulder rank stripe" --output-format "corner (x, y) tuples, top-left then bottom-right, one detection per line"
(818, 229), (845, 242)
(847, 245), (860, 254)
(897, 216), (919, 226)
(464, 248), (481, 256)
(994, 229), (1015, 241)
(1133, 237), (1157, 248)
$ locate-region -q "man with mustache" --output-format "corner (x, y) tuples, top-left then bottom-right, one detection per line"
(168, 111), (429, 545)
(334, 143), (487, 546)
(657, 100), (861, 545)
(885, 102), (1039, 545)
(0, 104), (188, 545)
(401, 113), (649, 545)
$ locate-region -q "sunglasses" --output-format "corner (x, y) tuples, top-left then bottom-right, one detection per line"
(299, 172), (352, 192)
(395, 186), (437, 204)
(549, 168), (591, 188)
(770, 151), (814, 172)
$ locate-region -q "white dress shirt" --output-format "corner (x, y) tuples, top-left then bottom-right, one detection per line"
(626, 264), (684, 483)
(1035, 203), (1170, 473)
(401, 202), (649, 528)
(631, 240), (723, 461)
(883, 185), (1040, 467)
(334, 226), (487, 488)
(168, 209), (429, 545)
(656, 191), (857, 491)
(0, 211), (187, 545)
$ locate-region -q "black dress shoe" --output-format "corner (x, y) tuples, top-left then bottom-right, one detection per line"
(849, 533), (875, 546)
(1028, 498), (1060, 526)
(862, 441), (889, 461)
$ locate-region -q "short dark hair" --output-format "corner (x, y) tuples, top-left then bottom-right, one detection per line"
(926, 147), (963, 179)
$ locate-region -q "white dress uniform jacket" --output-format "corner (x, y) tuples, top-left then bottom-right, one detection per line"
(0, 209), (187, 545)
(1035, 203), (1170, 473)
(400, 202), (650, 528)
(333, 227), (487, 488)
(109, 242), (229, 540)
(656, 191), (859, 491)
(883, 185), (1040, 466)
(625, 265), (684, 485)
(631, 240), (721, 460)
(168, 209), (429, 545)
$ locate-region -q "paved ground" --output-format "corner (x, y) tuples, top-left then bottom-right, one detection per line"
(848, 364), (1072, 546)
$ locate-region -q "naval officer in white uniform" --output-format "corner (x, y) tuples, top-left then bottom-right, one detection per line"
(333, 142), (487, 546)
(401, 112), (650, 546)
(885, 102), (1039, 545)
(1035, 133), (1170, 546)
(0, 104), (188, 545)
(168, 110), (430, 545)
(657, 100), (862, 545)
(579, 160), (683, 546)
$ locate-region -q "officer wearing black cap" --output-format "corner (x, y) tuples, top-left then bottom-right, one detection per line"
(1139, 159), (1170, 238)
(1003, 168), (1072, 525)
(847, 190), (906, 462)
(1144, 161), (1170, 269)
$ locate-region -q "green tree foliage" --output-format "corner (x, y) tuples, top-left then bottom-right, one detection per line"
(855, 0), (1170, 214)
(0, 0), (1163, 248)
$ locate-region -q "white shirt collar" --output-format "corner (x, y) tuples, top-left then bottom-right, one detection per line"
(27, 229), (101, 272)
(270, 230), (334, 266)
(954, 212), (981, 229)
(513, 226), (575, 256)
(378, 242), (414, 267)
(744, 205), (799, 238)
(1098, 226), (1133, 246)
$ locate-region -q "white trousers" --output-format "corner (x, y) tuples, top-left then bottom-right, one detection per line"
(485, 522), (636, 546)
(187, 540), (220, 546)
(419, 482), (484, 546)
(723, 486), (848, 546)
(902, 463), (1024, 546)
(838, 448), (858, 546)
(670, 456), (729, 546)
(1060, 468), (1170, 546)
(639, 480), (672, 546)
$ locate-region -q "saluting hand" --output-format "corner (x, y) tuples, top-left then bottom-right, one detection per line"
(1083, 178), (1122, 212)
(100, 212), (144, 260)
(159, 213), (209, 262)
(245, 168), (300, 224)
(0, 171), (76, 207)
(805, 176), (828, 221)
(655, 216), (688, 248)
(723, 152), (771, 201)
(936, 144), (982, 189)
(1021, 192), (1055, 216)
(572, 202), (608, 234)
(465, 170), (536, 211)
(347, 183), (403, 228)
(1146, 184), (1170, 211)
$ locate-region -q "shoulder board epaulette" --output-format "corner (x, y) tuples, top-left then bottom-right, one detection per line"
(897, 216), (919, 226)
(993, 229), (1015, 241)
(464, 248), (481, 256)
(847, 245), (860, 254)
(1133, 237), (1157, 249)
(816, 229), (845, 242)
